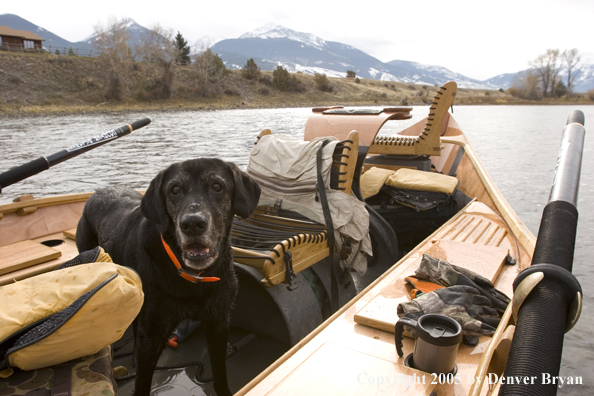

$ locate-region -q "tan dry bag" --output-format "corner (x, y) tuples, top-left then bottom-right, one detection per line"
(0, 247), (143, 377)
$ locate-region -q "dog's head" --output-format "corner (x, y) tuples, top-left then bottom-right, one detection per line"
(141, 159), (261, 271)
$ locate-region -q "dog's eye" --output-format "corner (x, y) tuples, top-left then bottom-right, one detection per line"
(170, 186), (181, 195)
(212, 182), (222, 192)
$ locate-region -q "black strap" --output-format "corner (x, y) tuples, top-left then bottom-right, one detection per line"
(316, 140), (340, 312)
(52, 361), (73, 396)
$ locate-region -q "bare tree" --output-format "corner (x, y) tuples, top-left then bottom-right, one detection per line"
(509, 70), (542, 100)
(562, 48), (581, 98)
(193, 48), (227, 96)
(530, 49), (561, 97)
(92, 16), (133, 101)
(136, 24), (178, 99)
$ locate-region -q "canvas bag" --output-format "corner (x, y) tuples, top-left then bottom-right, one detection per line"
(247, 134), (372, 275)
(0, 247), (143, 376)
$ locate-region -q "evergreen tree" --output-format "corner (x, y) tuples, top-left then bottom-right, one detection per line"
(242, 58), (261, 80)
(314, 72), (333, 92)
(272, 66), (291, 91)
(174, 32), (191, 65)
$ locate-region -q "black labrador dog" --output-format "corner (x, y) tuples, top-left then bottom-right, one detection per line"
(76, 158), (261, 396)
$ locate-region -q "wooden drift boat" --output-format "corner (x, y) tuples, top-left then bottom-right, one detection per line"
(0, 82), (585, 396)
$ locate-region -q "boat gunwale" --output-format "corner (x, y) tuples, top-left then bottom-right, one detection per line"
(0, 193), (93, 216)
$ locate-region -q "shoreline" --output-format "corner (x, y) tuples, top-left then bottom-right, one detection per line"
(2, 98), (593, 119)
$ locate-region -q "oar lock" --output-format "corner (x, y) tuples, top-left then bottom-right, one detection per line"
(512, 264), (582, 333)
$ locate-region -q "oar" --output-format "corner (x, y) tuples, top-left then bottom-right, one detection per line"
(500, 111), (585, 396)
(0, 118), (151, 192)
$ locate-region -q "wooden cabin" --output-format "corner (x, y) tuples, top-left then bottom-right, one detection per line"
(0, 26), (44, 51)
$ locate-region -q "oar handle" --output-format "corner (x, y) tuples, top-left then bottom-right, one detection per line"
(0, 118), (151, 192)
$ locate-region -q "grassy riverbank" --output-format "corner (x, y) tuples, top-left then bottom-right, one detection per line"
(1, 51), (592, 116)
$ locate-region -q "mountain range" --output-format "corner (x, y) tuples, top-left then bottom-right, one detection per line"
(2, 14), (593, 92)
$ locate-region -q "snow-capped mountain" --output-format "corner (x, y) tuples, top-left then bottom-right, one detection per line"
(212, 24), (500, 89)
(82, 18), (154, 52)
(2, 15), (593, 91)
(193, 35), (225, 53)
(239, 23), (327, 51)
(384, 60), (497, 89)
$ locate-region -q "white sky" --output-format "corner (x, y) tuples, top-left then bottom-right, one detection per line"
(3, 0), (593, 80)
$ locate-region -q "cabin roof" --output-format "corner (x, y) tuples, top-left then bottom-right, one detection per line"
(0, 25), (44, 41)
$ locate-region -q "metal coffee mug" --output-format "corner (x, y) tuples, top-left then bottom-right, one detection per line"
(395, 314), (462, 374)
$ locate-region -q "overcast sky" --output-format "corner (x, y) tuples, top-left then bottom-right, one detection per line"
(4, 0), (593, 80)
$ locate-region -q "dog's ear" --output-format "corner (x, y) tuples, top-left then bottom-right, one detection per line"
(141, 169), (170, 234)
(230, 163), (261, 218)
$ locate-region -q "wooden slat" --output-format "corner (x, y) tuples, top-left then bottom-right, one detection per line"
(263, 237), (330, 287)
(0, 240), (62, 276)
(337, 131), (359, 195)
(63, 228), (77, 240)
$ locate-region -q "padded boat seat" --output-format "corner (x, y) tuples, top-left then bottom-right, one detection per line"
(231, 131), (360, 287)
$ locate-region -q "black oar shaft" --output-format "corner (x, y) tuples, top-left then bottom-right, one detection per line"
(0, 118), (150, 191)
(500, 110), (585, 396)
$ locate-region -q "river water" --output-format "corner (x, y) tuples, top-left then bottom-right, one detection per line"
(1, 105), (593, 394)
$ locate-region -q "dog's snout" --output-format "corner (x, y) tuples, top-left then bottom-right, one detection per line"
(180, 213), (208, 234)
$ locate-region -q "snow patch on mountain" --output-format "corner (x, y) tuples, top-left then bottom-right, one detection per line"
(240, 23), (327, 51)
(194, 35), (225, 52)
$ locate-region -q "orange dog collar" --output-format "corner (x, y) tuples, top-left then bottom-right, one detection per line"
(160, 235), (220, 283)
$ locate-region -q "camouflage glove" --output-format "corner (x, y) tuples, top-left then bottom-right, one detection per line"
(415, 254), (510, 313)
(397, 285), (501, 336)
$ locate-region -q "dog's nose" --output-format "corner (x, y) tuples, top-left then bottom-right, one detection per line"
(180, 213), (208, 234)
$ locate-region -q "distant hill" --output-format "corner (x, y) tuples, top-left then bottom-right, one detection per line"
(384, 60), (495, 89)
(0, 13), (91, 52)
(483, 71), (525, 90)
(0, 14), (156, 56)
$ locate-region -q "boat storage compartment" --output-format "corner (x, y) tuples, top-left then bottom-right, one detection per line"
(362, 167), (472, 250)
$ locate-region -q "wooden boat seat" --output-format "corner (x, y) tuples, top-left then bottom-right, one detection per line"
(231, 131), (360, 287)
(304, 106), (412, 151)
(0, 240), (62, 276)
(367, 81), (458, 157)
(231, 208), (330, 287)
(0, 231), (81, 286)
